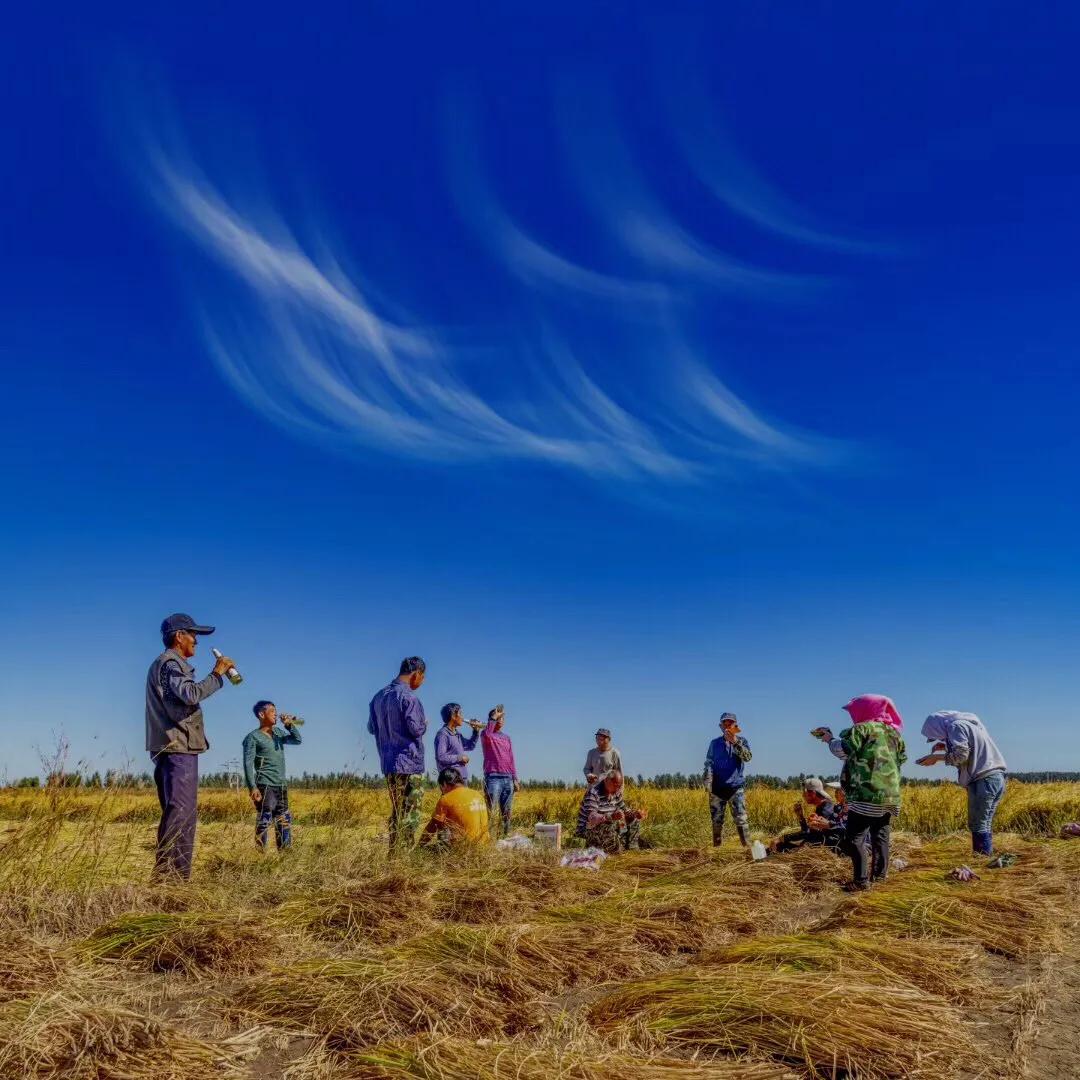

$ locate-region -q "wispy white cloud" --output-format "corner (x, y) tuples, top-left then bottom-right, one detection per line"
(553, 79), (819, 299)
(443, 95), (673, 309)
(137, 84), (856, 488)
(653, 48), (894, 256)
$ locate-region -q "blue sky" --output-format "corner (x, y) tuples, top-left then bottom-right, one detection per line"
(2, 4), (1079, 782)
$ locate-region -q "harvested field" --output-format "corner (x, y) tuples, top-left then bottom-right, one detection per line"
(0, 784), (1077, 1078)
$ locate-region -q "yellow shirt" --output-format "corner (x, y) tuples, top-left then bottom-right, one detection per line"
(431, 785), (490, 843)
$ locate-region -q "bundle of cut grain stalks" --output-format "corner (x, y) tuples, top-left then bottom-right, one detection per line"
(0, 995), (259, 1079)
(80, 910), (269, 974)
(587, 966), (986, 1078)
(332, 1035), (798, 1079)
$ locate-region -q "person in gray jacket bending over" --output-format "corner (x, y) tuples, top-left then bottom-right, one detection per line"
(916, 711), (1007, 856)
(146, 613), (236, 880)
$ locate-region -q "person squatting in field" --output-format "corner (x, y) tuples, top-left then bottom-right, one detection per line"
(368, 657), (428, 853)
(243, 700), (302, 851)
(576, 770), (647, 854)
(917, 710), (1008, 855)
(815, 694), (907, 892)
(480, 704), (519, 839)
(769, 776), (845, 855)
(704, 713), (753, 848)
(420, 767), (491, 851)
(145, 613), (237, 881)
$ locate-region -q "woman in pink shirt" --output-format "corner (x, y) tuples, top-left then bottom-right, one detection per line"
(480, 704), (519, 838)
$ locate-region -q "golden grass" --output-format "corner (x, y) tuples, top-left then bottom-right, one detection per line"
(587, 967), (984, 1079)
(699, 931), (990, 1002)
(0, 995), (259, 1079)
(828, 880), (1062, 959)
(1, 782), (1078, 1079)
(277, 869), (435, 943)
(5, 779), (1080, 838)
(79, 910), (269, 974)
(337, 1035), (798, 1079)
(0, 927), (70, 1003)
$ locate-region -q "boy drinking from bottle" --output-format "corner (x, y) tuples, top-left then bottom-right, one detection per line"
(243, 701), (302, 850)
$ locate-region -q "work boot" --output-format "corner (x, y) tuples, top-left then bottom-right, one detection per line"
(736, 823), (751, 848)
(712, 829), (723, 848)
(972, 830), (994, 856)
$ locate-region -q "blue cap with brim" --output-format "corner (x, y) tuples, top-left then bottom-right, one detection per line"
(161, 613), (216, 637)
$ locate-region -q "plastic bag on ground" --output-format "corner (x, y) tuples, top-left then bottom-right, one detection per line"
(560, 847), (608, 871)
(496, 833), (533, 851)
(948, 864), (980, 882)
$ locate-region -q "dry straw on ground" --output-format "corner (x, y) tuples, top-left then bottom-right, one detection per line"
(587, 967), (984, 1079)
(277, 870), (435, 943)
(699, 931), (990, 1003)
(334, 1035), (798, 1079)
(2, 783), (1079, 1079)
(0, 995), (259, 1079)
(80, 910), (269, 974)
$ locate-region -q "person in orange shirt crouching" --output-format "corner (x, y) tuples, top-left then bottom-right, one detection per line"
(421, 768), (491, 851)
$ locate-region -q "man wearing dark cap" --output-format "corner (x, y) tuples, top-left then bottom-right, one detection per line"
(146, 614), (236, 879)
(368, 657), (429, 853)
(703, 712), (753, 849)
(584, 728), (622, 785)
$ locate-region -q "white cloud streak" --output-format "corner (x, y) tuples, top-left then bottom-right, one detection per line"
(140, 88), (856, 486)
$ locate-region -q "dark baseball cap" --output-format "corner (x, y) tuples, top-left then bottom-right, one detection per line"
(161, 613), (216, 638)
(595, 728), (612, 738)
(720, 712), (738, 725)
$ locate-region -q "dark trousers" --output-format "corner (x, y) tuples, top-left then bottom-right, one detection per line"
(153, 752), (199, 880)
(774, 827), (843, 854)
(255, 785), (292, 850)
(845, 809), (891, 886)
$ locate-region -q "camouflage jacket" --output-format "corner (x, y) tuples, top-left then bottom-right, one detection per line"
(838, 722), (906, 806)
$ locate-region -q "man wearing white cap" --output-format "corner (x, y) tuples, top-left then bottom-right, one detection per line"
(769, 777), (843, 854)
(703, 712), (753, 848)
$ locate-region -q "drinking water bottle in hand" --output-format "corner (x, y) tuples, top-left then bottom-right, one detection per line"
(211, 647), (243, 686)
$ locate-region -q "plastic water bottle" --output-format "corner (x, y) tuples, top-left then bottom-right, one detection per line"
(211, 647), (243, 686)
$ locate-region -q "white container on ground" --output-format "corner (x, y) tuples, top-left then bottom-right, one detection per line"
(750, 840), (767, 861)
(534, 822), (563, 850)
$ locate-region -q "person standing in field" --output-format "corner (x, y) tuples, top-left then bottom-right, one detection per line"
(242, 700), (302, 851)
(434, 703), (483, 783)
(814, 694), (906, 892)
(584, 728), (622, 784)
(368, 657), (428, 853)
(916, 711), (1007, 855)
(420, 767), (490, 850)
(145, 613), (236, 880)
(703, 712), (753, 848)
(480, 704), (519, 838)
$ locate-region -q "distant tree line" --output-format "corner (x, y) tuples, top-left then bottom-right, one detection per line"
(6, 769), (1080, 791)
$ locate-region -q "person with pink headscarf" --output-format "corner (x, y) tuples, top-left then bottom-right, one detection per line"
(812, 694), (907, 891)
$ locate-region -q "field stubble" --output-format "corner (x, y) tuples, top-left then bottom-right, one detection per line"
(0, 782), (1077, 1078)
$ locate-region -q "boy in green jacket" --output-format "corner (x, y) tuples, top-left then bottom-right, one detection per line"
(243, 700), (302, 850)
